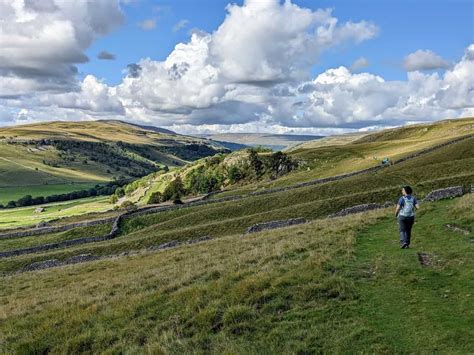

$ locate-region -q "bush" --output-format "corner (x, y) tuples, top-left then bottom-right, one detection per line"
(163, 176), (185, 202)
(148, 191), (163, 204)
(110, 194), (119, 204)
(119, 200), (137, 211)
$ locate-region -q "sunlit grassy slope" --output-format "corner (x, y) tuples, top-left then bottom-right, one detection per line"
(0, 119), (472, 352)
(0, 120), (226, 205)
(211, 117), (474, 198)
(1, 194), (472, 353)
(0, 134), (472, 273)
(0, 120), (180, 144)
(0, 196), (112, 229)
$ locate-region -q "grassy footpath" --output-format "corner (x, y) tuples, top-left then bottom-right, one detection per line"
(0, 195), (472, 353)
(352, 194), (473, 353)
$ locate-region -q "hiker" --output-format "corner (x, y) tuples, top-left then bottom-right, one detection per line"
(395, 185), (419, 249)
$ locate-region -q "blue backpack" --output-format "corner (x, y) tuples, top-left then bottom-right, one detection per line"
(400, 196), (415, 217)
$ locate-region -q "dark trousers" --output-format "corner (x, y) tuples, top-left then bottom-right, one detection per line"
(398, 215), (415, 246)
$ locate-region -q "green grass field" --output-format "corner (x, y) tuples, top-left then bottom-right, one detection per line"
(0, 195), (472, 353)
(0, 133), (471, 272)
(0, 118), (472, 353)
(0, 196), (112, 229)
(0, 182), (99, 205)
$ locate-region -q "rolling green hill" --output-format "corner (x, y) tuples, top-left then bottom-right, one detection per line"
(0, 120), (227, 203)
(211, 117), (474, 198)
(118, 117), (473, 205)
(0, 118), (473, 352)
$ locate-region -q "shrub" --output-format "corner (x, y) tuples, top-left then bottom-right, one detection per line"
(163, 176), (185, 202)
(148, 191), (163, 204)
(119, 200), (137, 211)
(110, 194), (119, 204)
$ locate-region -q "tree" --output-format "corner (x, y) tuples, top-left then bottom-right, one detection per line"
(16, 195), (33, 207)
(110, 194), (119, 204)
(248, 149), (264, 177)
(163, 176), (185, 203)
(148, 191), (163, 204)
(6, 201), (16, 208)
(228, 165), (243, 184)
(115, 187), (125, 198)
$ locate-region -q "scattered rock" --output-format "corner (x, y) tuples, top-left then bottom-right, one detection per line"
(245, 218), (307, 234)
(65, 254), (99, 264)
(35, 221), (49, 228)
(23, 259), (60, 271)
(186, 236), (212, 244)
(328, 203), (382, 218)
(445, 223), (471, 236)
(423, 186), (464, 202)
(149, 236), (212, 251)
(417, 252), (432, 267)
(149, 240), (180, 250)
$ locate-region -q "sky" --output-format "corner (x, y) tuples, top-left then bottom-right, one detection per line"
(0, 0), (473, 135)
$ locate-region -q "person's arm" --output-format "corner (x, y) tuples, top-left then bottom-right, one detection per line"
(414, 197), (420, 210)
(395, 204), (401, 217)
(395, 197), (403, 217)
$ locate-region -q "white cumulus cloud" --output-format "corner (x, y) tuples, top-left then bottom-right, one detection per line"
(403, 49), (450, 71)
(0, 0), (472, 134)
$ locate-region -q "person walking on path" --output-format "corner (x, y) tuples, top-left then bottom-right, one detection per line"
(395, 185), (420, 249)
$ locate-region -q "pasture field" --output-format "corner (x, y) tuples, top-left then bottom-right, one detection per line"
(0, 118), (472, 353)
(0, 195), (472, 353)
(0, 196), (112, 229)
(0, 182), (99, 205)
(0, 134), (471, 274)
(0, 142), (111, 187)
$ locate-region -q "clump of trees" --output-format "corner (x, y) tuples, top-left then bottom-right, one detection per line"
(183, 149), (298, 195)
(144, 149), (298, 205)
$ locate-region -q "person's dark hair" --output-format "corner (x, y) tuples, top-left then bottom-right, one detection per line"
(403, 185), (413, 194)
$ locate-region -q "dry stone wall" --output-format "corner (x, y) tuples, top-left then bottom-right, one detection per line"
(423, 186), (465, 202)
(245, 218), (307, 234)
(328, 203), (382, 218)
(0, 217), (116, 240)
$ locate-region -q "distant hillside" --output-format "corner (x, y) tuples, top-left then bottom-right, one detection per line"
(0, 120), (228, 199)
(197, 133), (323, 151)
(119, 117), (474, 206)
(119, 148), (299, 206)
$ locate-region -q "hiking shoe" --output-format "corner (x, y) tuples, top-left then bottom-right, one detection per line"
(401, 243), (408, 249)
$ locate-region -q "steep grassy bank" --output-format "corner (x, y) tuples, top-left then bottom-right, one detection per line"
(1, 195), (472, 353)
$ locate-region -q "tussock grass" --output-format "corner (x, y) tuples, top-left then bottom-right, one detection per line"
(0, 211), (386, 353)
(1, 197), (472, 353)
